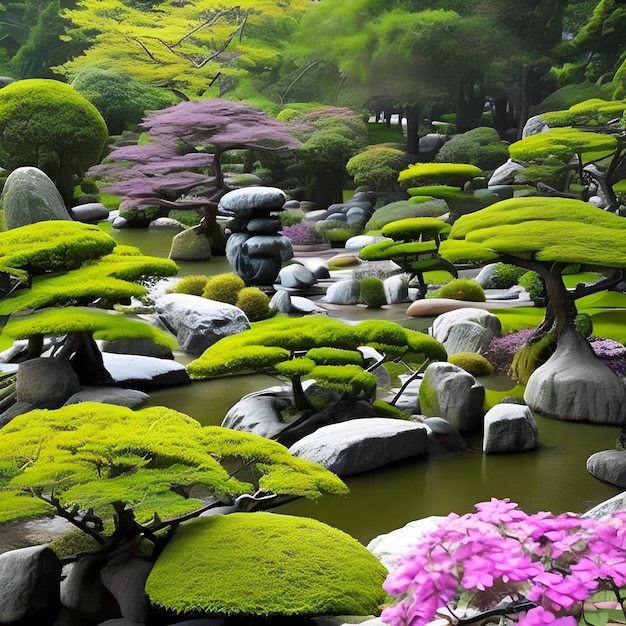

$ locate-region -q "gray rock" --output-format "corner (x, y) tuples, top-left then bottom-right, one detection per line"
(488, 159), (526, 186)
(0, 545), (61, 622)
(524, 330), (626, 423)
(583, 491), (626, 520)
(112, 216), (129, 229)
(71, 202), (110, 223)
(155, 293), (250, 355)
(1, 166), (72, 229)
(100, 337), (174, 360)
(277, 264), (318, 289)
(222, 388), (293, 439)
(149, 217), (185, 231)
(218, 186), (286, 218)
(419, 362), (485, 433)
(474, 263), (498, 288)
(367, 515), (446, 571)
(322, 279), (361, 305)
(16, 357), (81, 405)
(289, 296), (326, 313)
(521, 114), (549, 138)
(383, 274), (410, 304)
(288, 417), (428, 476)
(64, 387), (150, 409)
(246, 216), (282, 233)
(326, 202), (349, 215)
(269, 289), (292, 313)
(431, 308), (501, 355)
(422, 416), (468, 455)
(344, 235), (386, 252)
(482, 403), (538, 453)
(301, 209), (329, 222)
(299, 259), (330, 279)
(168, 225), (211, 261)
(346, 206), (370, 226)
(586, 450), (626, 488)
(101, 353), (190, 387)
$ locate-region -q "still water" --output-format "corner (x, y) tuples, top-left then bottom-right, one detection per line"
(112, 225), (622, 544)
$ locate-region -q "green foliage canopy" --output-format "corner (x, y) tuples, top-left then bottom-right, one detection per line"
(0, 403), (348, 530)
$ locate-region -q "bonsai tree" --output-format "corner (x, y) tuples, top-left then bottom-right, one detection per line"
(0, 78), (108, 208)
(0, 220), (178, 386)
(439, 195), (626, 422)
(359, 217), (457, 299)
(187, 316), (446, 442)
(398, 162), (484, 190)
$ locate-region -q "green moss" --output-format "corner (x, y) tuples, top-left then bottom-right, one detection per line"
(0, 490), (55, 523)
(306, 347), (364, 366)
(172, 274), (211, 296)
(371, 399), (412, 419)
(429, 278), (485, 302)
(364, 199), (449, 231)
(145, 513), (388, 617)
(417, 375), (439, 416)
(202, 273), (246, 305)
(448, 352), (494, 377)
(519, 271), (546, 306)
(510, 332), (556, 384)
(48, 529), (101, 558)
(327, 255), (361, 270)
(381, 217), (451, 241)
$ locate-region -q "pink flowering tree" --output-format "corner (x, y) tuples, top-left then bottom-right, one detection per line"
(382, 498), (626, 626)
(89, 99), (300, 211)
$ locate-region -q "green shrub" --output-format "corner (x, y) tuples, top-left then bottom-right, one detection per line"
(280, 209), (305, 227)
(235, 287), (272, 322)
(119, 206), (160, 224)
(315, 222), (357, 243)
(435, 127), (509, 171)
(172, 274), (211, 296)
(49, 530), (101, 558)
(574, 312), (593, 337)
(202, 273), (246, 304)
(306, 347), (364, 366)
(490, 263), (528, 289)
(428, 278), (485, 302)
(359, 277), (387, 308)
(448, 352), (494, 376)
(364, 199), (449, 231)
(519, 271), (546, 305)
(346, 146), (409, 191)
(169, 209), (201, 227)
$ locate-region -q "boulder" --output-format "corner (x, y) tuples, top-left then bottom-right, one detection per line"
(583, 491), (626, 520)
(0, 545), (61, 623)
(16, 357), (80, 405)
(100, 337), (174, 360)
(1, 166), (72, 229)
(218, 186), (286, 219)
(422, 416), (468, 455)
(383, 274), (409, 304)
(277, 264), (318, 290)
(344, 234), (386, 252)
(431, 308), (501, 355)
(524, 329), (626, 423)
(586, 450), (626, 488)
(155, 293), (250, 355)
(482, 403), (538, 454)
(64, 386), (150, 409)
(474, 263), (498, 288)
(269, 289), (292, 313)
(71, 202), (110, 223)
(521, 114), (549, 138)
(168, 225), (211, 261)
(288, 417), (428, 476)
(488, 159), (526, 186)
(418, 362), (484, 433)
(221, 388), (294, 439)
(289, 296), (326, 314)
(366, 515), (446, 571)
(322, 279), (361, 305)
(149, 217), (185, 231)
(101, 353), (190, 388)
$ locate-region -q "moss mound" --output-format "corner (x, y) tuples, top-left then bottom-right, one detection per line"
(145, 512), (388, 617)
(448, 352), (494, 376)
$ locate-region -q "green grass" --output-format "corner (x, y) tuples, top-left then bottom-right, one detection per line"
(366, 122), (405, 146)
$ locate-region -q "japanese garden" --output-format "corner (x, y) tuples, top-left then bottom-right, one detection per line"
(1, 0), (626, 625)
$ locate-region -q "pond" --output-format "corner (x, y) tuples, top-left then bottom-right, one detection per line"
(110, 225), (623, 544)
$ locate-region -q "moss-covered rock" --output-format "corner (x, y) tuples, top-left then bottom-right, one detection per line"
(145, 512), (388, 617)
(364, 199), (449, 232)
(448, 352), (494, 377)
(398, 163), (484, 190)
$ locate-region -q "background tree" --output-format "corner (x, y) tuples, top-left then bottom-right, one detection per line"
(0, 78), (108, 208)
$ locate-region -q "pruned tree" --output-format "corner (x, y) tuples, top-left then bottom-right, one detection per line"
(0, 221), (178, 386)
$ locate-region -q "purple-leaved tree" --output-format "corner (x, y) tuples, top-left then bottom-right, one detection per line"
(89, 99), (300, 214)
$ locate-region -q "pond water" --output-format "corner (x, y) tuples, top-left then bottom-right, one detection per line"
(113, 225), (622, 545)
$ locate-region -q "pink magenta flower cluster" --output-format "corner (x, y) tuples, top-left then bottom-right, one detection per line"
(381, 498), (626, 626)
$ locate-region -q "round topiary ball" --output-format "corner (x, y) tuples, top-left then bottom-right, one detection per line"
(359, 277), (387, 308)
(431, 278), (485, 302)
(172, 274), (211, 296)
(202, 273), (246, 304)
(236, 286), (272, 322)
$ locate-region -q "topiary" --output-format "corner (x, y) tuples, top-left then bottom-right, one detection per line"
(172, 274), (211, 296)
(145, 512), (388, 618)
(359, 277), (387, 308)
(235, 286), (272, 322)
(428, 278), (486, 302)
(202, 273), (246, 305)
(448, 352), (494, 377)
(490, 263), (528, 289)
(346, 145), (409, 191)
(435, 127), (509, 171)
(398, 163), (484, 190)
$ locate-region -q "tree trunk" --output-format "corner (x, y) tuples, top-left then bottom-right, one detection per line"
(518, 64), (536, 140)
(405, 105), (421, 155)
(57, 332), (115, 386)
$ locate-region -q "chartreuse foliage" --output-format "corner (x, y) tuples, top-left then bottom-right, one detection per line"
(398, 163), (484, 190)
(145, 512), (388, 617)
(187, 316), (446, 380)
(539, 98), (626, 128)
(441, 196), (626, 267)
(0, 403), (347, 529)
(2, 307), (178, 350)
